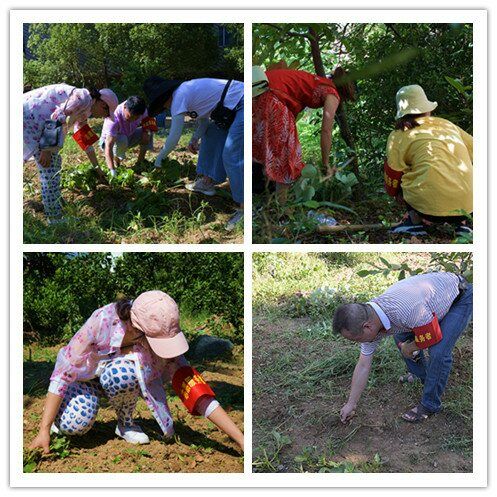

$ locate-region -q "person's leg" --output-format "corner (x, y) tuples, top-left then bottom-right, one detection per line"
(34, 151), (63, 222)
(54, 380), (101, 436)
(393, 332), (427, 382)
(113, 134), (129, 162)
(99, 358), (149, 443)
(420, 284), (473, 413)
(222, 103), (244, 206)
(197, 122), (228, 184)
(127, 128), (153, 162)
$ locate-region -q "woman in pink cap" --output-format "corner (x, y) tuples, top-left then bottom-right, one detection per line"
(23, 84), (118, 222)
(29, 291), (244, 452)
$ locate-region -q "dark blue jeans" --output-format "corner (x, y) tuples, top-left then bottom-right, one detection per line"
(393, 284), (473, 413)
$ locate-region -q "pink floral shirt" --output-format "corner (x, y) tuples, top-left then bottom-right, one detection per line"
(49, 303), (213, 436)
(23, 84), (93, 160)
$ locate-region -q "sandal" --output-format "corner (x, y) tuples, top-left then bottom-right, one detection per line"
(399, 372), (418, 384)
(401, 403), (434, 423)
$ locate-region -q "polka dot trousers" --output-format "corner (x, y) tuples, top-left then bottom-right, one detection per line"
(55, 358), (141, 436)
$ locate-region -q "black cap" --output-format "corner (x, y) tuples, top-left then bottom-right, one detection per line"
(143, 76), (183, 117)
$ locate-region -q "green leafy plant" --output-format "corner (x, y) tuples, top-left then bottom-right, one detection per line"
(253, 430), (292, 473)
(357, 253), (473, 282)
(50, 435), (71, 459)
(61, 162), (98, 192)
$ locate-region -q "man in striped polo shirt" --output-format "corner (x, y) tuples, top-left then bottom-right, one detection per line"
(332, 272), (473, 423)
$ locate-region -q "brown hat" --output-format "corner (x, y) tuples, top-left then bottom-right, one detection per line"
(130, 291), (188, 358)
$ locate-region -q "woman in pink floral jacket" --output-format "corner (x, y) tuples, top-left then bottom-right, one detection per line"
(29, 291), (244, 451)
(23, 84), (118, 221)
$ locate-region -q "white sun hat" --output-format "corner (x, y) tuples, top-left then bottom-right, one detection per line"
(252, 65), (269, 97)
(395, 84), (438, 119)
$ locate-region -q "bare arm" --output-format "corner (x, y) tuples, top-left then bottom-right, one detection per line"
(104, 136), (117, 171)
(207, 405), (244, 452)
(320, 94), (340, 171)
(84, 146), (107, 182)
(340, 352), (373, 423)
(28, 392), (64, 454)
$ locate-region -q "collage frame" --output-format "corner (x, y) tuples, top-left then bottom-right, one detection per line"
(10, 8), (488, 488)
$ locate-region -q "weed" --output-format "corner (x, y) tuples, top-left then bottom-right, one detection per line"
(23, 449), (41, 473)
(50, 435), (71, 459)
(441, 435), (472, 457)
(125, 448), (152, 458)
(253, 430), (292, 472)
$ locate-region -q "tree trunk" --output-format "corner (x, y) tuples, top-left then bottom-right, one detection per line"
(307, 26), (362, 199)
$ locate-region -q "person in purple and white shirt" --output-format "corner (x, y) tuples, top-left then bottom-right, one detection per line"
(99, 96), (156, 176)
(332, 272), (473, 423)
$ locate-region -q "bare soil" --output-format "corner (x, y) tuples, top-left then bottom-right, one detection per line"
(252, 316), (472, 473)
(23, 350), (244, 473)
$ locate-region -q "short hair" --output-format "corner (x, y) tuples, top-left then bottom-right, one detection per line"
(126, 96), (147, 116)
(332, 303), (371, 337)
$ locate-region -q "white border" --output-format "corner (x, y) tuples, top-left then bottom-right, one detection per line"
(10, 7), (488, 489)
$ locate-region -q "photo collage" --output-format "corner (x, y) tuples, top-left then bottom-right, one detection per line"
(10, 8), (487, 488)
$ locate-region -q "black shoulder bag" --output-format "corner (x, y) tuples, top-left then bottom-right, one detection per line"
(210, 80), (237, 130)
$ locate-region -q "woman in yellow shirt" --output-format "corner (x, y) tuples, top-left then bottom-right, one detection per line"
(384, 85), (473, 236)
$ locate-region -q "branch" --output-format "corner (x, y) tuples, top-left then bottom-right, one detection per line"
(259, 23), (310, 40)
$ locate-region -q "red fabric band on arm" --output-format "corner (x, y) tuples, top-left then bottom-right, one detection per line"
(413, 314), (443, 349)
(172, 366), (215, 415)
(72, 124), (99, 150)
(384, 159), (403, 196)
(141, 117), (158, 132)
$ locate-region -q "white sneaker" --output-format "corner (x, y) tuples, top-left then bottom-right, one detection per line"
(226, 209), (244, 231)
(185, 176), (216, 196)
(115, 424), (150, 444)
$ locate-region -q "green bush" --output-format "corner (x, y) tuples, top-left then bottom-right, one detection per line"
(23, 252), (244, 345)
(24, 23), (244, 97)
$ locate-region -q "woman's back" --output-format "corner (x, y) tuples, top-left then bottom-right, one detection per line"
(387, 116), (473, 216)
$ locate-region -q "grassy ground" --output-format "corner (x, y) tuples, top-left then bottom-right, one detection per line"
(252, 191), (471, 245)
(23, 119), (243, 244)
(252, 253), (473, 473)
(252, 120), (472, 245)
(23, 343), (244, 473)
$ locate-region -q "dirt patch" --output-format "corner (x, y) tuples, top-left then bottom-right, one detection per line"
(252, 316), (472, 473)
(24, 354), (244, 473)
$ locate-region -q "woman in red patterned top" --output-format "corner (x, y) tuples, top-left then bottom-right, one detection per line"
(253, 65), (356, 202)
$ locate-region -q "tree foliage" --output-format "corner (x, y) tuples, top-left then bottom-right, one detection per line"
(23, 252), (244, 345)
(24, 23), (244, 99)
(253, 22), (473, 189)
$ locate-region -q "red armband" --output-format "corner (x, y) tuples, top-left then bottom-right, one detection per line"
(172, 366), (215, 415)
(141, 117), (158, 132)
(413, 314), (443, 349)
(72, 124), (99, 150)
(384, 159), (403, 197)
